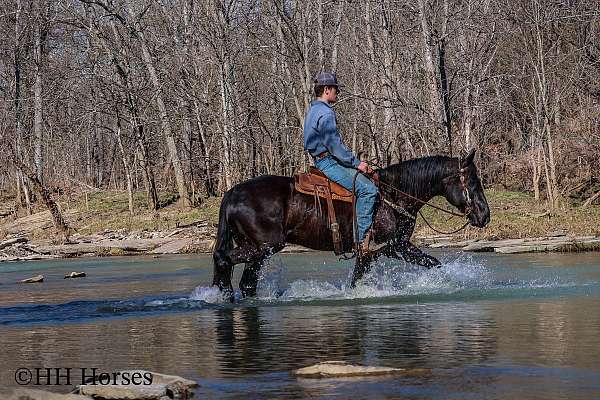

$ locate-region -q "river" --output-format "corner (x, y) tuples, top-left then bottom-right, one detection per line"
(1, 251), (599, 399)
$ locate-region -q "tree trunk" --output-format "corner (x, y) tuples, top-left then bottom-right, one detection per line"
(218, 61), (234, 191)
(330, 0), (345, 72)
(14, 0), (32, 214)
(532, 143), (541, 201)
(14, 160), (71, 243)
(545, 121), (559, 209)
(125, 0), (191, 207)
(417, 0), (444, 132)
(115, 117), (134, 216)
(194, 100), (216, 197)
(106, 18), (158, 211)
(317, 0), (324, 69)
(583, 190), (600, 208)
(438, 0), (452, 153)
(33, 1), (44, 183)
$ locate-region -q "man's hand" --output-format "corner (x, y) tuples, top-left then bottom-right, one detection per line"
(358, 161), (374, 175)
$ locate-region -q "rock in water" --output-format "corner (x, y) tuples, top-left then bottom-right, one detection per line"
(77, 370), (197, 399)
(293, 361), (405, 378)
(64, 271), (86, 279)
(78, 384), (167, 399)
(1, 388), (92, 400)
(20, 274), (44, 283)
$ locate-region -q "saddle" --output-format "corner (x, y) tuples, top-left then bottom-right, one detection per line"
(293, 167), (355, 255)
(294, 167), (354, 202)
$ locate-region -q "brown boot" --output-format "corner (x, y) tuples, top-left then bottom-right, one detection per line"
(360, 230), (386, 255)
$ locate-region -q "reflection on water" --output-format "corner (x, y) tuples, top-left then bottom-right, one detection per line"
(1, 252), (600, 398)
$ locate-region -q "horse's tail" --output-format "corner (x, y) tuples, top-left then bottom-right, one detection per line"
(212, 190), (233, 286)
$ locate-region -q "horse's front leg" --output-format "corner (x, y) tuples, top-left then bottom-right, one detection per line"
(350, 248), (388, 287)
(388, 240), (441, 268)
(351, 255), (370, 287)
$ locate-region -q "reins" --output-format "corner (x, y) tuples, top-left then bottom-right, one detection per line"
(371, 167), (474, 236)
(376, 178), (466, 218)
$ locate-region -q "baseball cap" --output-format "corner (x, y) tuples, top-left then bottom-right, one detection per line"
(314, 72), (344, 87)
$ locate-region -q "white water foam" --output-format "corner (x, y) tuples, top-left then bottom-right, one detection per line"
(256, 256), (286, 299)
(188, 254), (497, 303)
(274, 255), (494, 301)
(187, 253), (577, 304)
(189, 285), (231, 303)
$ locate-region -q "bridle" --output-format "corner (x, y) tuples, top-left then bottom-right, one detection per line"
(458, 167), (474, 217)
(374, 165), (474, 235)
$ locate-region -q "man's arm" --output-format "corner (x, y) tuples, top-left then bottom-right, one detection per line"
(319, 113), (361, 168)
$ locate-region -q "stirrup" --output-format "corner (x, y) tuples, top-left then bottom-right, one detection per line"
(360, 241), (386, 254)
(359, 231), (386, 255)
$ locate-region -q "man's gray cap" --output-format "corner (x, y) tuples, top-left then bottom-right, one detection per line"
(314, 72), (344, 87)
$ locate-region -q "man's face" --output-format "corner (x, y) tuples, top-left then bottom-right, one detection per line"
(323, 86), (338, 104)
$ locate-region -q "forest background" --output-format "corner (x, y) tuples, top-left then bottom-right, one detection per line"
(1, 0), (600, 242)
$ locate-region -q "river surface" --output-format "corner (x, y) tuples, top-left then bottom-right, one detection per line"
(1, 251), (600, 399)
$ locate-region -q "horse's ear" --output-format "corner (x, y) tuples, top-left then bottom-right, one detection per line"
(461, 149), (476, 168)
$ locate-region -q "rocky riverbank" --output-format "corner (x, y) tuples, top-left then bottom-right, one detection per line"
(0, 225), (215, 262)
(4, 229), (600, 263)
(416, 232), (600, 253)
(3, 189), (600, 262)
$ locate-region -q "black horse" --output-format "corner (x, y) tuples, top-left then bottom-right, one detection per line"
(212, 150), (490, 298)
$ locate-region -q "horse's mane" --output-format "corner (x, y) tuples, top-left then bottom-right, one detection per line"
(379, 155), (458, 199)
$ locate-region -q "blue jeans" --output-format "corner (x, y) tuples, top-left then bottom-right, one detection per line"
(314, 156), (378, 243)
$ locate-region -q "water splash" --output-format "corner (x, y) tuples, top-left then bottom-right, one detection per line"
(254, 254), (496, 302)
(256, 256), (286, 299)
(186, 255), (495, 303)
(189, 285), (231, 303)
(186, 253), (580, 305)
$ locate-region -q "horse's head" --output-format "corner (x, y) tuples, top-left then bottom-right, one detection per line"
(443, 149), (490, 228)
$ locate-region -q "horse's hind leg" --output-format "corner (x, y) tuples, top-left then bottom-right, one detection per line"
(212, 243), (263, 300)
(240, 258), (264, 298)
(213, 250), (234, 299)
(239, 243), (284, 298)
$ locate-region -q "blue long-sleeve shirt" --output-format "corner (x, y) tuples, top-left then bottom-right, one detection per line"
(303, 100), (360, 168)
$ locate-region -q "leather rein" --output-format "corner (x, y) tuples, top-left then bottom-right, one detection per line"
(373, 168), (474, 235)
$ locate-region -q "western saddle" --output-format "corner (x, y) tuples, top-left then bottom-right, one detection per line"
(293, 166), (355, 255)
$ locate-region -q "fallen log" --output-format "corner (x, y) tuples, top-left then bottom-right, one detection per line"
(0, 237), (28, 251)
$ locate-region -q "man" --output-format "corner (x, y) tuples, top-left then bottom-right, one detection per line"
(303, 71), (381, 253)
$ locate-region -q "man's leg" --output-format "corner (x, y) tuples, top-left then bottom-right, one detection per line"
(314, 157), (378, 242)
(354, 174), (378, 242)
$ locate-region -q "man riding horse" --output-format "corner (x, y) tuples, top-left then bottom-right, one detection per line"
(303, 72), (383, 254)
(211, 72), (491, 300)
